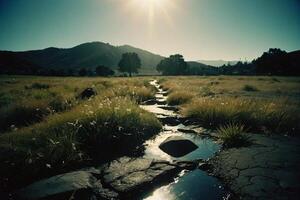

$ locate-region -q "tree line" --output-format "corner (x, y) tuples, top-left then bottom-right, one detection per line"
(1, 48), (299, 76)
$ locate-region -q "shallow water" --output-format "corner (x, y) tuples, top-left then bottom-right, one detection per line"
(140, 80), (227, 200)
(143, 125), (221, 162)
(143, 170), (227, 200)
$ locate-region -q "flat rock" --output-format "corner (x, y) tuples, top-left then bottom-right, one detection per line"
(102, 157), (197, 196)
(159, 136), (198, 157)
(157, 116), (183, 126)
(141, 99), (159, 105)
(16, 168), (105, 200)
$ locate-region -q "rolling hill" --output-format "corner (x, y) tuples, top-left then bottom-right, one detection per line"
(0, 42), (165, 74)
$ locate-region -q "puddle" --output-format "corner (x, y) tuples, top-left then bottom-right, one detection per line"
(143, 125), (220, 162)
(142, 170), (227, 200)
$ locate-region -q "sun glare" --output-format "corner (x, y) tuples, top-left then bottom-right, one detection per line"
(140, 0), (166, 7)
(127, 0), (176, 29)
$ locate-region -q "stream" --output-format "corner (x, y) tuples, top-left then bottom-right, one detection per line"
(140, 80), (228, 200)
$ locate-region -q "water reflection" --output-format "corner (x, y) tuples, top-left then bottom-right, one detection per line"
(143, 124), (220, 161)
(143, 170), (227, 200)
(140, 105), (176, 116)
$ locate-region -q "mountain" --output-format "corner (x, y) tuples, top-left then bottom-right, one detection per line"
(0, 42), (164, 75)
(197, 60), (238, 67)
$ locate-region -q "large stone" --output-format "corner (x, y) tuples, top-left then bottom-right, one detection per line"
(79, 88), (96, 99)
(15, 167), (120, 200)
(158, 116), (182, 126)
(102, 157), (178, 194)
(15, 169), (103, 200)
(102, 157), (198, 197)
(159, 136), (198, 157)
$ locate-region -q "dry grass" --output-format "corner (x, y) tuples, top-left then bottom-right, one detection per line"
(0, 76), (161, 188)
(161, 76), (300, 135)
(167, 91), (194, 105)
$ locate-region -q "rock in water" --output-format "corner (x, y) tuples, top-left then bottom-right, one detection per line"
(102, 157), (177, 194)
(79, 88), (96, 99)
(159, 136), (198, 157)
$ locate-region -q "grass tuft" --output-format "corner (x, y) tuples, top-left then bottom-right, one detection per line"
(217, 123), (250, 148)
(243, 84), (259, 91)
(25, 82), (50, 90)
(167, 91), (193, 105)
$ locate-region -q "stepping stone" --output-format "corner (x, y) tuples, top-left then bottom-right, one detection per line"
(159, 136), (198, 157)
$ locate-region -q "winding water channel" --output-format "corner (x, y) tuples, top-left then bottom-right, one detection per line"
(140, 80), (228, 200)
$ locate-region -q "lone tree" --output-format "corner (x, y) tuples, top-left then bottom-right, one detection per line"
(156, 54), (189, 75)
(118, 53), (141, 77)
(95, 65), (115, 76)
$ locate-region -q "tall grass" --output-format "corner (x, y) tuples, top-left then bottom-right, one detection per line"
(0, 76), (159, 189)
(0, 77), (156, 133)
(0, 97), (161, 187)
(182, 97), (300, 135)
(167, 91), (194, 105)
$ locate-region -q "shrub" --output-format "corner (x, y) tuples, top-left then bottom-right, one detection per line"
(48, 96), (73, 112)
(167, 91), (193, 105)
(272, 77), (280, 82)
(0, 92), (14, 108)
(243, 84), (259, 91)
(217, 123), (250, 148)
(114, 86), (155, 103)
(0, 100), (50, 132)
(200, 86), (214, 96)
(25, 83), (50, 89)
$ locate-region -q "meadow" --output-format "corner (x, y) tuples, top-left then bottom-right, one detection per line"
(159, 76), (300, 135)
(0, 75), (299, 191)
(0, 76), (161, 189)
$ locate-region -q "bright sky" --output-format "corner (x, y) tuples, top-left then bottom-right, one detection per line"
(0, 0), (299, 60)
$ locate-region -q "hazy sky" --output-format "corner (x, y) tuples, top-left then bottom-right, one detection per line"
(0, 0), (299, 60)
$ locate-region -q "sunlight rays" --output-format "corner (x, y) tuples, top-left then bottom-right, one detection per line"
(124, 0), (179, 38)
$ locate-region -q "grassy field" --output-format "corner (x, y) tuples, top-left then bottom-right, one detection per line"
(159, 76), (300, 135)
(0, 75), (299, 190)
(0, 76), (161, 189)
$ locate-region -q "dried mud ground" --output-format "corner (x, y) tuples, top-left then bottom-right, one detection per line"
(209, 133), (300, 200)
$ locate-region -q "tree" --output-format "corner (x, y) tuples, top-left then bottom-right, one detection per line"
(253, 48), (288, 75)
(118, 53), (141, 77)
(95, 65), (115, 76)
(156, 54), (189, 75)
(78, 68), (87, 76)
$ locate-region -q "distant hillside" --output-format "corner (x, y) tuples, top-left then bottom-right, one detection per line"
(197, 60), (238, 67)
(0, 42), (164, 74)
(187, 61), (219, 75)
(1, 43), (298, 76)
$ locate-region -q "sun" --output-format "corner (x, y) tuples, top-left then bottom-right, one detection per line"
(128, 0), (173, 21)
(123, 0), (178, 37)
(128, 0), (171, 13)
(139, 0), (166, 7)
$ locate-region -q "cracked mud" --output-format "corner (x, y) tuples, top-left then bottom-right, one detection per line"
(210, 133), (300, 200)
